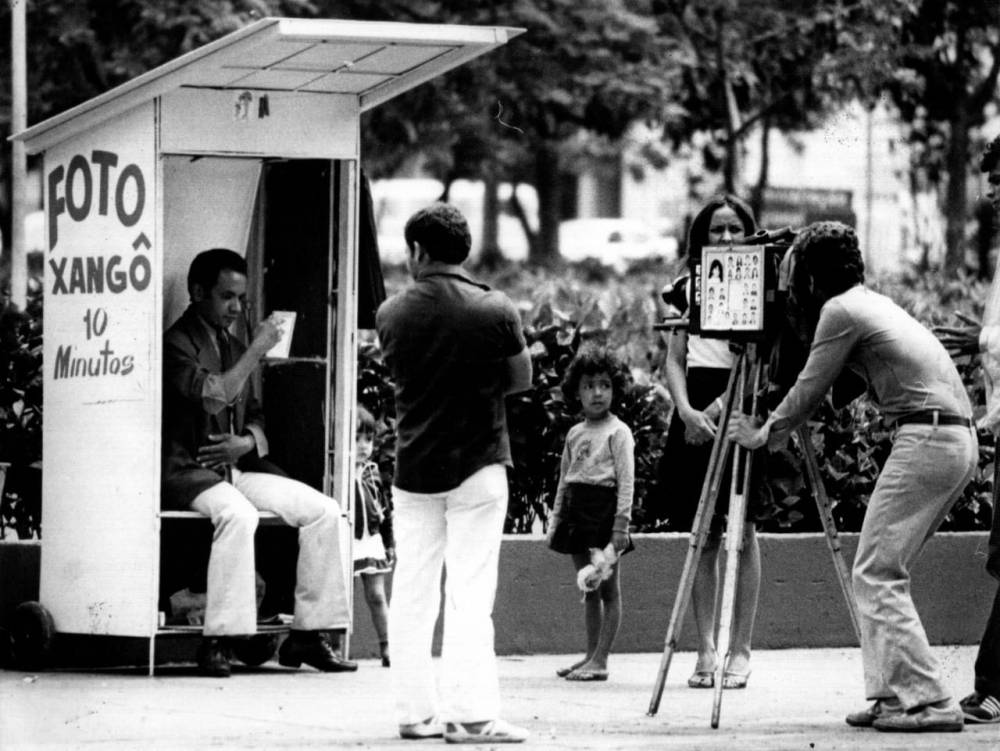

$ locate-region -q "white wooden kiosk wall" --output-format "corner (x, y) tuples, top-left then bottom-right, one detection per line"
(13, 17), (521, 667)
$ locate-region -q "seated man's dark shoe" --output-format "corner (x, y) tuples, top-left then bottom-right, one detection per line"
(197, 637), (232, 678)
(278, 631), (358, 672)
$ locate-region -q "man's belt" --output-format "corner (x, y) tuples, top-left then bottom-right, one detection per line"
(894, 410), (972, 428)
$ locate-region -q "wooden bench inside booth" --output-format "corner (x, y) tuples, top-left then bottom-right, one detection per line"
(157, 508), (297, 641)
(159, 509), (287, 525)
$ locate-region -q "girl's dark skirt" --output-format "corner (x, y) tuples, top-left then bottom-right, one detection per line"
(549, 483), (634, 556)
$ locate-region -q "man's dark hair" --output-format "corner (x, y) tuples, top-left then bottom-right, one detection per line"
(560, 345), (631, 414)
(188, 248), (247, 299)
(686, 194), (757, 257)
(403, 202), (472, 264)
(792, 221), (865, 297)
(981, 134), (1000, 173)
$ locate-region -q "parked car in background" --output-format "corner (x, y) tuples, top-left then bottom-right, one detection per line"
(371, 178), (537, 265)
(559, 218), (679, 273)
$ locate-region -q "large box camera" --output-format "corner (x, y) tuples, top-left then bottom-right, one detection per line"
(688, 243), (787, 342)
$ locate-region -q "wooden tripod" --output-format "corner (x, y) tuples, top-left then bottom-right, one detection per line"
(646, 343), (862, 728)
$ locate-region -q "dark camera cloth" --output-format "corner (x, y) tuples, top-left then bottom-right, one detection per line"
(652, 367), (768, 533)
(549, 483), (635, 556)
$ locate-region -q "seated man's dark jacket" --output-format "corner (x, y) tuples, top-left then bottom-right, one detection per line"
(162, 305), (282, 510)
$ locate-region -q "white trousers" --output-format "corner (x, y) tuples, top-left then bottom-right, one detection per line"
(852, 424), (977, 709)
(191, 469), (350, 636)
(389, 464), (508, 725)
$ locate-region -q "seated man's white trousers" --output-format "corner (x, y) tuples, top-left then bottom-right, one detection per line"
(191, 468), (350, 636)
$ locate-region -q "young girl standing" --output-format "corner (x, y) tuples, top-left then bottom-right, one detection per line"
(547, 346), (635, 682)
(354, 406), (395, 667)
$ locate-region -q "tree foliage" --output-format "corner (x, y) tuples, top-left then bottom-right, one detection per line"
(650, 0), (912, 198)
(883, 1), (1000, 274)
(4, 0), (1000, 275)
(493, 1), (674, 265)
(325, 0), (676, 265)
(0, 0), (316, 246)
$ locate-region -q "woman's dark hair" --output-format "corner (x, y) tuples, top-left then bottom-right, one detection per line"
(404, 202), (472, 264)
(187, 248), (247, 298)
(791, 221), (865, 298)
(560, 345), (631, 414)
(686, 194), (757, 257)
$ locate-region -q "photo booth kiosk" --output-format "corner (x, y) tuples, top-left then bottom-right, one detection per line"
(11, 17), (521, 672)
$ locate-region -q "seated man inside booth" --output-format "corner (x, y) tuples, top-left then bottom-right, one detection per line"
(161, 247), (357, 677)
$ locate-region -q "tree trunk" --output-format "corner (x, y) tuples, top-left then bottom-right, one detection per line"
(944, 103), (970, 275)
(532, 141), (563, 267)
(0, 155), (11, 267)
(509, 185), (538, 259)
(975, 197), (995, 280)
(750, 116), (771, 220)
(717, 14), (740, 193)
(478, 165), (502, 268)
(724, 137), (738, 194)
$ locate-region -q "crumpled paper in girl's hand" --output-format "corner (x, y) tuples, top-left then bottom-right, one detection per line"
(576, 543), (619, 593)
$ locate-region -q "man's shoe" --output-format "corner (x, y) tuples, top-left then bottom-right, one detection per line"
(873, 702), (964, 733)
(278, 632), (358, 672)
(960, 692), (1000, 724)
(845, 698), (903, 727)
(399, 716), (445, 740)
(443, 719), (529, 744)
(196, 637), (232, 678)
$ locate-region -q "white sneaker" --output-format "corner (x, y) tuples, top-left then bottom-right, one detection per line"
(845, 698), (903, 727)
(399, 716), (445, 740)
(873, 702), (964, 733)
(443, 719), (529, 744)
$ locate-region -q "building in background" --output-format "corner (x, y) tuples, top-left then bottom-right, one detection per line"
(579, 98), (947, 274)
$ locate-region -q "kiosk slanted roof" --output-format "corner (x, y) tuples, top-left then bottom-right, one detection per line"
(13, 17), (524, 153)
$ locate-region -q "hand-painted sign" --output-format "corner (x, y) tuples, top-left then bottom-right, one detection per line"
(44, 104), (156, 399)
(40, 101), (160, 637)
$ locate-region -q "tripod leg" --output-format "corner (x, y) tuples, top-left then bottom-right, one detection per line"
(647, 352), (744, 717)
(795, 424), (862, 644)
(711, 349), (760, 729)
(711, 446), (751, 728)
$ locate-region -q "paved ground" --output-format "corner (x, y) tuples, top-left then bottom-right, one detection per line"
(0, 646), (994, 750)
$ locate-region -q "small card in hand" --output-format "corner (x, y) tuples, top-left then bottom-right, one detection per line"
(264, 311), (296, 359)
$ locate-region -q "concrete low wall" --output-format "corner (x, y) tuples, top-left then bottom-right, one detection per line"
(2, 533), (994, 663)
(350, 532), (996, 659)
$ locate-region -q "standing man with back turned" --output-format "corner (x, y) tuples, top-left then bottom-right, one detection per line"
(376, 203), (533, 744)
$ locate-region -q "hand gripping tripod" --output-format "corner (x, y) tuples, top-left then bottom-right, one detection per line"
(646, 342), (862, 728)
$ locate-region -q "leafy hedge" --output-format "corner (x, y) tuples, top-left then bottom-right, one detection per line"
(0, 288), (43, 540)
(1, 261), (994, 538)
(363, 261), (995, 535)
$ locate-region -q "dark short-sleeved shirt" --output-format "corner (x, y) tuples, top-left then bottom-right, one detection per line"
(375, 270), (526, 493)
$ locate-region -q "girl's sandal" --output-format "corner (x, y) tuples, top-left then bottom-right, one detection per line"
(687, 671), (714, 689)
(557, 660), (588, 678)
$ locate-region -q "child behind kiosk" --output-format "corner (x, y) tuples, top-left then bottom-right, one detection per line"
(547, 346), (635, 682)
(353, 406), (395, 667)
